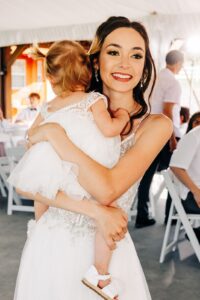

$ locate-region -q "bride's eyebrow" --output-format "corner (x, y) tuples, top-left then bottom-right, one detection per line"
(105, 43), (144, 52)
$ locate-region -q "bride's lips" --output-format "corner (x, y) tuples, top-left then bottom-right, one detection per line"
(112, 72), (133, 82)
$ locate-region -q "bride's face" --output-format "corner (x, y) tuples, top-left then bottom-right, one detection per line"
(98, 27), (145, 96)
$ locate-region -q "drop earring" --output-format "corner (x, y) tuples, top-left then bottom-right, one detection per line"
(95, 69), (99, 82)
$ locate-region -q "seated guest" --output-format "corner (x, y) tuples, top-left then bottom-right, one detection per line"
(170, 113), (200, 241)
(15, 92), (40, 126)
(180, 106), (190, 136)
(186, 111), (200, 133)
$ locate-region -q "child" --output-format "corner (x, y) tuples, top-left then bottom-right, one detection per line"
(8, 40), (129, 300)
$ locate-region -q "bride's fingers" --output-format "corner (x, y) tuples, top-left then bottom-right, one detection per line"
(123, 212), (128, 222)
(112, 233), (122, 241)
(122, 226), (127, 233)
(104, 234), (117, 250)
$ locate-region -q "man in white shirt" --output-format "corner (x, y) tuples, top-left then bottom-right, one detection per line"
(170, 126), (200, 240)
(170, 125), (200, 213)
(15, 92), (40, 126)
(136, 50), (184, 228)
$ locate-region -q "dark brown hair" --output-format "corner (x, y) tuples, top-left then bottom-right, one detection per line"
(186, 111), (200, 133)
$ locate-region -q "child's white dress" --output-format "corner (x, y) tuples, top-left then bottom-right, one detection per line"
(8, 92), (121, 200)
(10, 92), (151, 300)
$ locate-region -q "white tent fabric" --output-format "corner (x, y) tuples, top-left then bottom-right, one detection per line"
(1, 0), (200, 47)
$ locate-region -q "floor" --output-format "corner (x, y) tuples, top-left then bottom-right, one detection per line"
(0, 195), (200, 300)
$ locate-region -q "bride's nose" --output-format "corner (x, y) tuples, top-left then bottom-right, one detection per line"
(119, 54), (130, 69)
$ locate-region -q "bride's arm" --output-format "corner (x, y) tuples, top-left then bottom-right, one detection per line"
(17, 189), (127, 249)
(29, 115), (173, 204)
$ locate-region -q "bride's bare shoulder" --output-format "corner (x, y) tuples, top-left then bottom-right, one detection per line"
(146, 113), (172, 126)
(136, 113), (173, 139)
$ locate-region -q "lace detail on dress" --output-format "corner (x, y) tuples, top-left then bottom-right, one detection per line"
(62, 92), (107, 117)
(85, 92), (108, 110)
(40, 92), (107, 120)
(38, 207), (96, 238)
(120, 133), (135, 156)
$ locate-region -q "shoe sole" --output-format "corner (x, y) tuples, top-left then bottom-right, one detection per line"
(82, 278), (116, 300)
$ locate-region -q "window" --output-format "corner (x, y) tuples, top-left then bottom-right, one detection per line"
(12, 59), (26, 88)
(37, 60), (43, 82)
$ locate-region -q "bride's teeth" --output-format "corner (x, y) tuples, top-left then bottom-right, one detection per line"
(113, 73), (131, 79)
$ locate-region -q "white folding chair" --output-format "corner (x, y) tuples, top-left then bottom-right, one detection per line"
(160, 169), (200, 263)
(150, 172), (166, 218)
(4, 146), (34, 215)
(0, 156), (21, 205)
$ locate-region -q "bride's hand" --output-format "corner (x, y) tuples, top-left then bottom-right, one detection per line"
(94, 204), (128, 250)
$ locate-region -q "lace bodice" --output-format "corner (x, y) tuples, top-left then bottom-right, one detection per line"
(40, 92), (108, 120)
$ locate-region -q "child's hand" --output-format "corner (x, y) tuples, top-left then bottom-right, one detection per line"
(113, 108), (130, 123)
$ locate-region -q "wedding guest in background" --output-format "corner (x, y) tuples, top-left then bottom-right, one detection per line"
(180, 106), (190, 136)
(15, 92), (40, 126)
(135, 50), (184, 228)
(170, 113), (200, 241)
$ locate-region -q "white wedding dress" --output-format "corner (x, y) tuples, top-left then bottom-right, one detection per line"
(12, 92), (151, 300)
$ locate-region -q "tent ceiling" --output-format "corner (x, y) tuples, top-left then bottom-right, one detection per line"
(1, 0), (200, 47)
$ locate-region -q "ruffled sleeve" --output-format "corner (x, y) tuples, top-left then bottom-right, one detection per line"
(86, 92), (108, 111)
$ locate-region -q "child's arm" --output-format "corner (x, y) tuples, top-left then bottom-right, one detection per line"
(91, 99), (130, 137)
(34, 201), (49, 221)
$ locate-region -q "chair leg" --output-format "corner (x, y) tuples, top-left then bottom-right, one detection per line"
(172, 219), (181, 251)
(0, 177), (7, 197)
(149, 191), (156, 218)
(159, 203), (174, 263)
(7, 184), (13, 215)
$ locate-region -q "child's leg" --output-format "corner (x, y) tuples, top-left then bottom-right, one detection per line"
(94, 229), (112, 288)
(34, 201), (48, 221)
(94, 201), (118, 288)
(83, 202), (120, 299)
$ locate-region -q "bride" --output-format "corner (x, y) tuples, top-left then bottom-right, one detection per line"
(14, 16), (172, 300)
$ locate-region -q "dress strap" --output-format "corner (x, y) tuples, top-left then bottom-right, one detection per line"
(133, 114), (149, 134)
(85, 92), (108, 110)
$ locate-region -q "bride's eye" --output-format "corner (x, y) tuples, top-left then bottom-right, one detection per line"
(107, 50), (119, 56)
(131, 53), (143, 59)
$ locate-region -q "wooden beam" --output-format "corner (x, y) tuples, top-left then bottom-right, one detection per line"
(7, 45), (28, 68)
(0, 48), (6, 113)
(4, 47), (12, 118)
(1, 45), (29, 118)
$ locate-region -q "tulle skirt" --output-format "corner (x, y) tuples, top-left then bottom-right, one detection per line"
(8, 142), (89, 200)
(14, 209), (151, 300)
